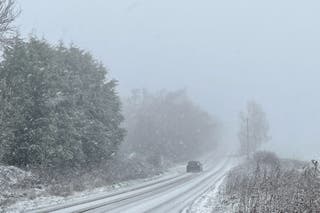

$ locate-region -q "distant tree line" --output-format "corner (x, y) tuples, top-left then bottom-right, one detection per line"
(121, 89), (219, 166)
(0, 0), (220, 178)
(0, 37), (220, 174)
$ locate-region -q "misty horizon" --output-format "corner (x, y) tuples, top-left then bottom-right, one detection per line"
(15, 0), (320, 160)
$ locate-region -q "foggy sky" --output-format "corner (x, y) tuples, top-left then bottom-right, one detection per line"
(16, 0), (320, 159)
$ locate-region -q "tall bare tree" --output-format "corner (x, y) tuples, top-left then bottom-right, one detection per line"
(238, 100), (270, 157)
(0, 0), (19, 46)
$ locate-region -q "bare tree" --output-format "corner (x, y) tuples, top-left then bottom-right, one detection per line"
(238, 100), (270, 157)
(0, 0), (19, 46)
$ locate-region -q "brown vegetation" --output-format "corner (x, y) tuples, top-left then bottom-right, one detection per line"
(219, 151), (320, 212)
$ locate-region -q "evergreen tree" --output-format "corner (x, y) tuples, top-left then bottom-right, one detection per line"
(0, 37), (125, 170)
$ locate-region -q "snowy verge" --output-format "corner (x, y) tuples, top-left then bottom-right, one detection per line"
(186, 176), (226, 213)
(185, 157), (242, 213)
(204, 152), (315, 213)
(0, 166), (40, 211)
(2, 163), (187, 213)
(1, 150), (223, 213)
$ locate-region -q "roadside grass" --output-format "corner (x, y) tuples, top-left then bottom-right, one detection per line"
(215, 151), (320, 212)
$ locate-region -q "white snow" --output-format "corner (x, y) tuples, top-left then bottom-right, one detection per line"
(184, 157), (240, 213)
(3, 163), (187, 213)
(186, 177), (226, 213)
(2, 152), (233, 213)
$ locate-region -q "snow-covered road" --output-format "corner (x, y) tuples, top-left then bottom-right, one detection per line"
(28, 155), (235, 213)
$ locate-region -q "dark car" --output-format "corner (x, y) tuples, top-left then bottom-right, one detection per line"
(186, 161), (203, 173)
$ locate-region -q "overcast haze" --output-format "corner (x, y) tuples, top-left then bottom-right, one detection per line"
(16, 0), (320, 159)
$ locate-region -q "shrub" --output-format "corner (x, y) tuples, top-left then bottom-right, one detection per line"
(221, 152), (320, 212)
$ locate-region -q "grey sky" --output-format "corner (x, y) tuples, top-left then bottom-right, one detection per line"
(16, 0), (320, 159)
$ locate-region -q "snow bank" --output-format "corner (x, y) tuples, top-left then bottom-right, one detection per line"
(2, 162), (186, 212)
(0, 165), (40, 211)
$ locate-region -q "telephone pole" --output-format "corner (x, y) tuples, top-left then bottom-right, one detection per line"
(246, 117), (249, 158)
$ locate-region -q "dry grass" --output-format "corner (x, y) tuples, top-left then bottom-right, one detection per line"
(219, 151), (320, 212)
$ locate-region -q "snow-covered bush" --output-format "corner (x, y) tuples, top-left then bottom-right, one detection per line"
(0, 166), (38, 207)
(220, 151), (320, 212)
(39, 153), (163, 198)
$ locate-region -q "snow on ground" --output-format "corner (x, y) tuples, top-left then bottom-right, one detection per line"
(2, 163), (187, 213)
(0, 166), (40, 213)
(187, 178), (239, 213)
(1, 151), (221, 213)
(186, 157), (242, 213)
(187, 177), (226, 213)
